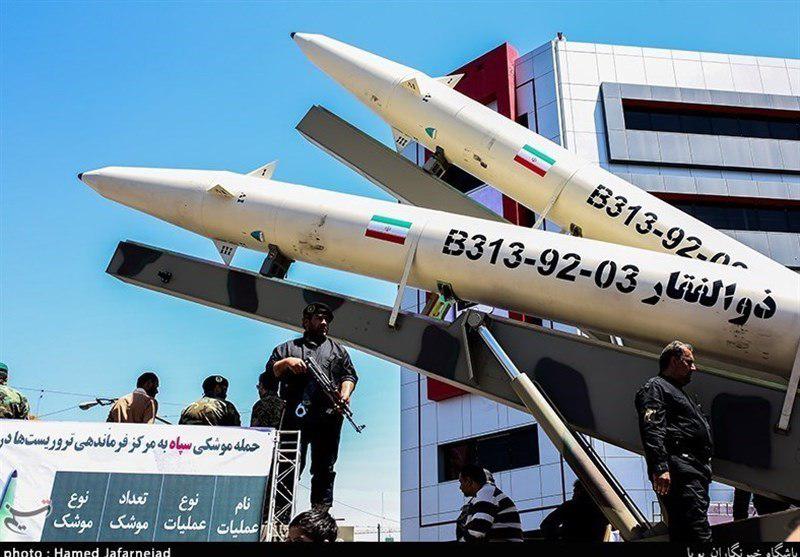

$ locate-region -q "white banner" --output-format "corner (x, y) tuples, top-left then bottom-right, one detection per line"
(0, 420), (276, 542)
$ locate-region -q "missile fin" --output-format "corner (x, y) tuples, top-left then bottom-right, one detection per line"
(212, 239), (237, 266)
(248, 160), (278, 180)
(434, 74), (464, 89)
(400, 77), (424, 96)
(209, 184), (235, 198)
(392, 128), (413, 152)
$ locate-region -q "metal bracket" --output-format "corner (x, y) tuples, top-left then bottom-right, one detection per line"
(533, 167), (584, 230)
(422, 146), (449, 178)
(421, 293), (451, 320)
(259, 244), (294, 279)
(388, 227), (424, 329)
(775, 342), (800, 434)
(455, 311), (487, 384)
(533, 180), (569, 230)
(436, 281), (456, 300)
(434, 281), (477, 313)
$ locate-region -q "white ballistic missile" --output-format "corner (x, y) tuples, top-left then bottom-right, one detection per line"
(291, 33), (792, 278)
(78, 166), (799, 379)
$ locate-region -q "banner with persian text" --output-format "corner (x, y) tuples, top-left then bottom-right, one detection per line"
(0, 420), (276, 542)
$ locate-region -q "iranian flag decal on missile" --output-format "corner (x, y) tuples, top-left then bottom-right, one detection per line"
(365, 215), (412, 245)
(514, 144), (555, 177)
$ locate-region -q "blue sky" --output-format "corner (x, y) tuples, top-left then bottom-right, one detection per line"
(1, 0), (798, 532)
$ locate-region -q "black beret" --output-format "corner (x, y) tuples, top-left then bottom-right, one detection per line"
(302, 302), (334, 321)
(202, 375), (228, 392)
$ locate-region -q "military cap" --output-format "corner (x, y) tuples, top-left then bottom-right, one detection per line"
(302, 302), (334, 321)
(202, 375), (228, 393)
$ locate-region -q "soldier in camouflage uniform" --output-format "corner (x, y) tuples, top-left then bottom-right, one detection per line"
(0, 363), (30, 420)
(250, 370), (285, 429)
(179, 375), (241, 426)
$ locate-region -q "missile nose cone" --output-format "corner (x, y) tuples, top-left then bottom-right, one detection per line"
(75, 167), (213, 235)
(291, 32), (312, 46)
(292, 33), (414, 115)
(78, 168), (105, 193)
(76, 166), (213, 217)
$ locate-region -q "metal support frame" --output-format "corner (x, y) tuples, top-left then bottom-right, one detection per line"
(264, 430), (302, 542)
(107, 241), (800, 522)
(467, 312), (650, 540)
(776, 343), (800, 433)
(295, 106), (505, 223)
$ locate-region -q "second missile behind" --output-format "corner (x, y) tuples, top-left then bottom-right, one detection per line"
(79, 166), (800, 380)
(291, 33), (792, 278)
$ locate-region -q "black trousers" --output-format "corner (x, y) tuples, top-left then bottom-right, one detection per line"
(659, 470), (712, 542)
(285, 411), (343, 506)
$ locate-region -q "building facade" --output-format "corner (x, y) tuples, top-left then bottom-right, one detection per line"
(400, 36), (800, 541)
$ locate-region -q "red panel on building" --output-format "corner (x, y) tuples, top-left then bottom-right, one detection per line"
(426, 42), (537, 402)
(450, 42), (519, 117)
(426, 378), (466, 402)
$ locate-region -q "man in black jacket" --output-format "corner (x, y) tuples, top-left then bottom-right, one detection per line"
(265, 303), (358, 510)
(635, 340), (713, 542)
(540, 480), (609, 541)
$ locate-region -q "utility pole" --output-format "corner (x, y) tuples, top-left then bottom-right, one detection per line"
(378, 491), (385, 541)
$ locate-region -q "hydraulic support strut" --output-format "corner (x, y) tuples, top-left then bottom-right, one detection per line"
(466, 311), (651, 541)
(776, 342), (800, 433)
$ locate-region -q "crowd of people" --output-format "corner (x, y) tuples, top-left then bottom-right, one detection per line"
(0, 303), (355, 541)
(0, 318), (794, 542)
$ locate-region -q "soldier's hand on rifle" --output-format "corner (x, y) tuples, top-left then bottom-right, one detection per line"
(338, 380), (355, 408)
(280, 357), (307, 375)
(273, 357), (307, 377)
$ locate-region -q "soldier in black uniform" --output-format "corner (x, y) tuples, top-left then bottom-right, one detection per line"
(265, 303), (358, 510)
(635, 341), (713, 542)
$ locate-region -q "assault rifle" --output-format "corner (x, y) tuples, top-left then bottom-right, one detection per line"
(294, 357), (365, 433)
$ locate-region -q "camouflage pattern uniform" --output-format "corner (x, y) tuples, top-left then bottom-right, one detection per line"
(0, 385), (30, 420)
(250, 393), (285, 429)
(179, 396), (241, 426)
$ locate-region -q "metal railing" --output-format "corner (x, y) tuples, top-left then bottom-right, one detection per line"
(264, 430), (302, 541)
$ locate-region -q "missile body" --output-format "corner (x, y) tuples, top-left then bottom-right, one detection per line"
(80, 167), (799, 378)
(292, 33), (791, 278)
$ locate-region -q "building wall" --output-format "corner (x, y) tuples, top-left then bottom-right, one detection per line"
(401, 38), (799, 541)
(518, 38), (800, 267)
